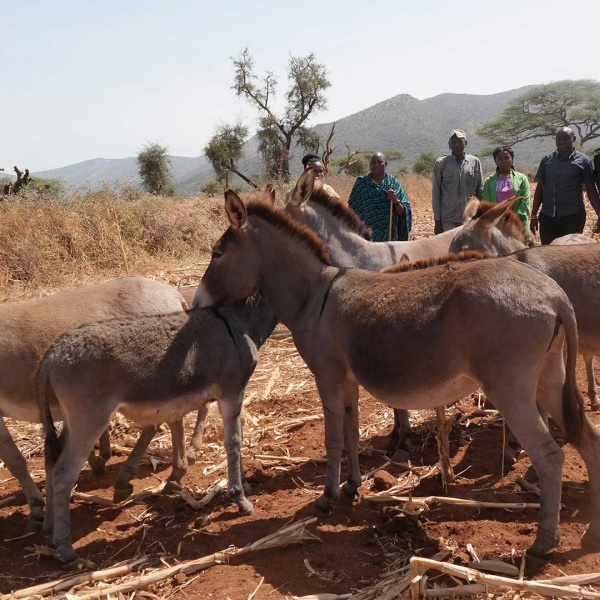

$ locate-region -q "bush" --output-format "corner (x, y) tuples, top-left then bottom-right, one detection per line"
(201, 180), (223, 196)
(413, 152), (436, 176)
(344, 155), (368, 177)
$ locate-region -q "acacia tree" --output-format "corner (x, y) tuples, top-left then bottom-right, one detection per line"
(137, 143), (174, 195)
(478, 80), (600, 148)
(204, 123), (258, 189)
(232, 48), (330, 181)
(413, 152), (436, 175)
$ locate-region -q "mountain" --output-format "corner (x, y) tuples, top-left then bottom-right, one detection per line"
(33, 86), (555, 195)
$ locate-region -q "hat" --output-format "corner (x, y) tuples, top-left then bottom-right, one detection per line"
(449, 129), (467, 140)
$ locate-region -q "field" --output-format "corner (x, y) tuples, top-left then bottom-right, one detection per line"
(1, 176), (600, 599)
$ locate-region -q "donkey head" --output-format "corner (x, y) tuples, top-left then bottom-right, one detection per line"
(448, 197), (525, 256)
(284, 168), (320, 225)
(194, 187), (275, 309)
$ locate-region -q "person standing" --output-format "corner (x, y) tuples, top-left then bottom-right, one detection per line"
(482, 145), (531, 231)
(348, 152), (412, 241)
(432, 130), (483, 234)
(286, 154), (341, 200)
(531, 127), (600, 244)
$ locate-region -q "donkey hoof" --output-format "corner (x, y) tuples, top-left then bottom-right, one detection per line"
(164, 480), (183, 495)
(581, 527), (600, 551)
(314, 498), (333, 517)
(341, 482), (360, 501)
(63, 557), (96, 572)
(26, 520), (44, 534)
(237, 499), (254, 516)
(113, 484), (134, 503)
(391, 448), (411, 464)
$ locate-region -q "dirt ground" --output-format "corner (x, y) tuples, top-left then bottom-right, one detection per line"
(1, 306), (600, 598)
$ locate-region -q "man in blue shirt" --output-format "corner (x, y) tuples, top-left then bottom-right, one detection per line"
(531, 127), (600, 244)
(348, 153), (412, 242)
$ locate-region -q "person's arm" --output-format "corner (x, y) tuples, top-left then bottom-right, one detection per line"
(514, 174), (531, 230)
(474, 159), (483, 200)
(348, 179), (361, 213)
(585, 183), (600, 233)
(432, 159), (443, 234)
(530, 159), (546, 235)
(482, 177), (492, 202)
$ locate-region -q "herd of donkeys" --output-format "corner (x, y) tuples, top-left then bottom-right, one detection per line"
(1, 168), (600, 570)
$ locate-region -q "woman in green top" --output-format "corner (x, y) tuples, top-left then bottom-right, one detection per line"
(482, 145), (531, 232)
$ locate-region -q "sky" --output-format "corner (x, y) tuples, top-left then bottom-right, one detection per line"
(2, 0), (599, 171)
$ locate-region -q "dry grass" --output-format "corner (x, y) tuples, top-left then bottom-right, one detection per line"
(2, 173), (598, 303)
(0, 186), (231, 301)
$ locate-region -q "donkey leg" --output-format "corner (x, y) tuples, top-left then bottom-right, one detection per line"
(87, 429), (112, 477)
(341, 379), (362, 501)
(165, 419), (188, 493)
(313, 376), (347, 516)
(113, 425), (158, 503)
(44, 426), (69, 536)
(51, 420), (110, 568)
(387, 409), (412, 460)
(0, 418), (45, 532)
(187, 404), (209, 460)
(218, 392), (252, 515)
(496, 395), (564, 557)
(575, 419), (600, 550)
(584, 355), (599, 411)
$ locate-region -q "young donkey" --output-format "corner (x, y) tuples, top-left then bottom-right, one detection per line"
(40, 291), (276, 567)
(0, 276), (188, 533)
(195, 190), (600, 559)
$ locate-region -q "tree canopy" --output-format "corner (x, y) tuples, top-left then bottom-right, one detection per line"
(137, 143), (174, 195)
(204, 123), (258, 189)
(413, 152), (436, 175)
(477, 80), (600, 149)
(232, 48), (330, 181)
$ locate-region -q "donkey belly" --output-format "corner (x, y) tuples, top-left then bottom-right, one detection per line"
(119, 384), (221, 426)
(359, 374), (477, 411)
(0, 394), (42, 422)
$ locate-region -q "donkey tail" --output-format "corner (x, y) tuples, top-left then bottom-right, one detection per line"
(559, 297), (585, 446)
(38, 361), (62, 466)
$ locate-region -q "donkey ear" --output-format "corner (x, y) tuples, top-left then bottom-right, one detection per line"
(289, 168), (315, 207)
(475, 196), (523, 231)
(224, 189), (247, 229)
(463, 198), (481, 223)
(261, 183), (276, 206)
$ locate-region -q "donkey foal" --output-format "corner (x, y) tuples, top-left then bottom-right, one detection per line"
(39, 298), (276, 568)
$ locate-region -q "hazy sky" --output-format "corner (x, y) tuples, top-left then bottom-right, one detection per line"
(2, 0), (599, 171)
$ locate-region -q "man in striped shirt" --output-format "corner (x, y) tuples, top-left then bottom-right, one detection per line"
(348, 152), (412, 241)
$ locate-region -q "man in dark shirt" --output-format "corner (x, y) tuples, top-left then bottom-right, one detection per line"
(530, 127), (600, 244)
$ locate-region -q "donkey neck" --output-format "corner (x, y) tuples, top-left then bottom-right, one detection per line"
(304, 203), (389, 270)
(251, 218), (337, 331)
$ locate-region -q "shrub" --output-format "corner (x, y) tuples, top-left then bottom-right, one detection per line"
(201, 180), (223, 196)
(413, 152), (436, 176)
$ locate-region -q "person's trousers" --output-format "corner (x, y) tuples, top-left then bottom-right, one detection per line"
(539, 210), (586, 245)
(441, 220), (462, 232)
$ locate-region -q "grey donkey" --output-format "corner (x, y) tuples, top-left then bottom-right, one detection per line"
(0, 276), (190, 533)
(39, 295), (277, 568)
(195, 189), (600, 560)
(449, 199), (600, 411)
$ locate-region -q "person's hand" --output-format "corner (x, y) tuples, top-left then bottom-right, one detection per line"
(387, 189), (398, 202)
(387, 189), (405, 216)
(434, 220), (443, 235)
(530, 216), (539, 236)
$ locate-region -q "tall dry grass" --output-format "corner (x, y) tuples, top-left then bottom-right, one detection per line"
(0, 186), (230, 301)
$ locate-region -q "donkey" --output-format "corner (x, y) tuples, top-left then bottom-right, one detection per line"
(195, 190), (600, 559)
(284, 171), (461, 456)
(0, 276), (190, 533)
(39, 295), (276, 567)
(449, 200), (600, 410)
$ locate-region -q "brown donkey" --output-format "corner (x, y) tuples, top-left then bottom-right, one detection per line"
(0, 276), (189, 533)
(195, 191), (600, 559)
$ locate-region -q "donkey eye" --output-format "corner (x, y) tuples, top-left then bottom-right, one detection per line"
(211, 250), (223, 259)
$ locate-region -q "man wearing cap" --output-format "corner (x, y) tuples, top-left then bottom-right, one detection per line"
(530, 127), (600, 244)
(432, 130), (483, 234)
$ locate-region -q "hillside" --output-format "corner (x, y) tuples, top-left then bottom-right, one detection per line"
(33, 86), (557, 195)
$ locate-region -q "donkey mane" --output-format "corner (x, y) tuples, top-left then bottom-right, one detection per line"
(247, 201), (332, 266)
(310, 187), (373, 241)
(474, 201), (528, 242)
(382, 250), (488, 274)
